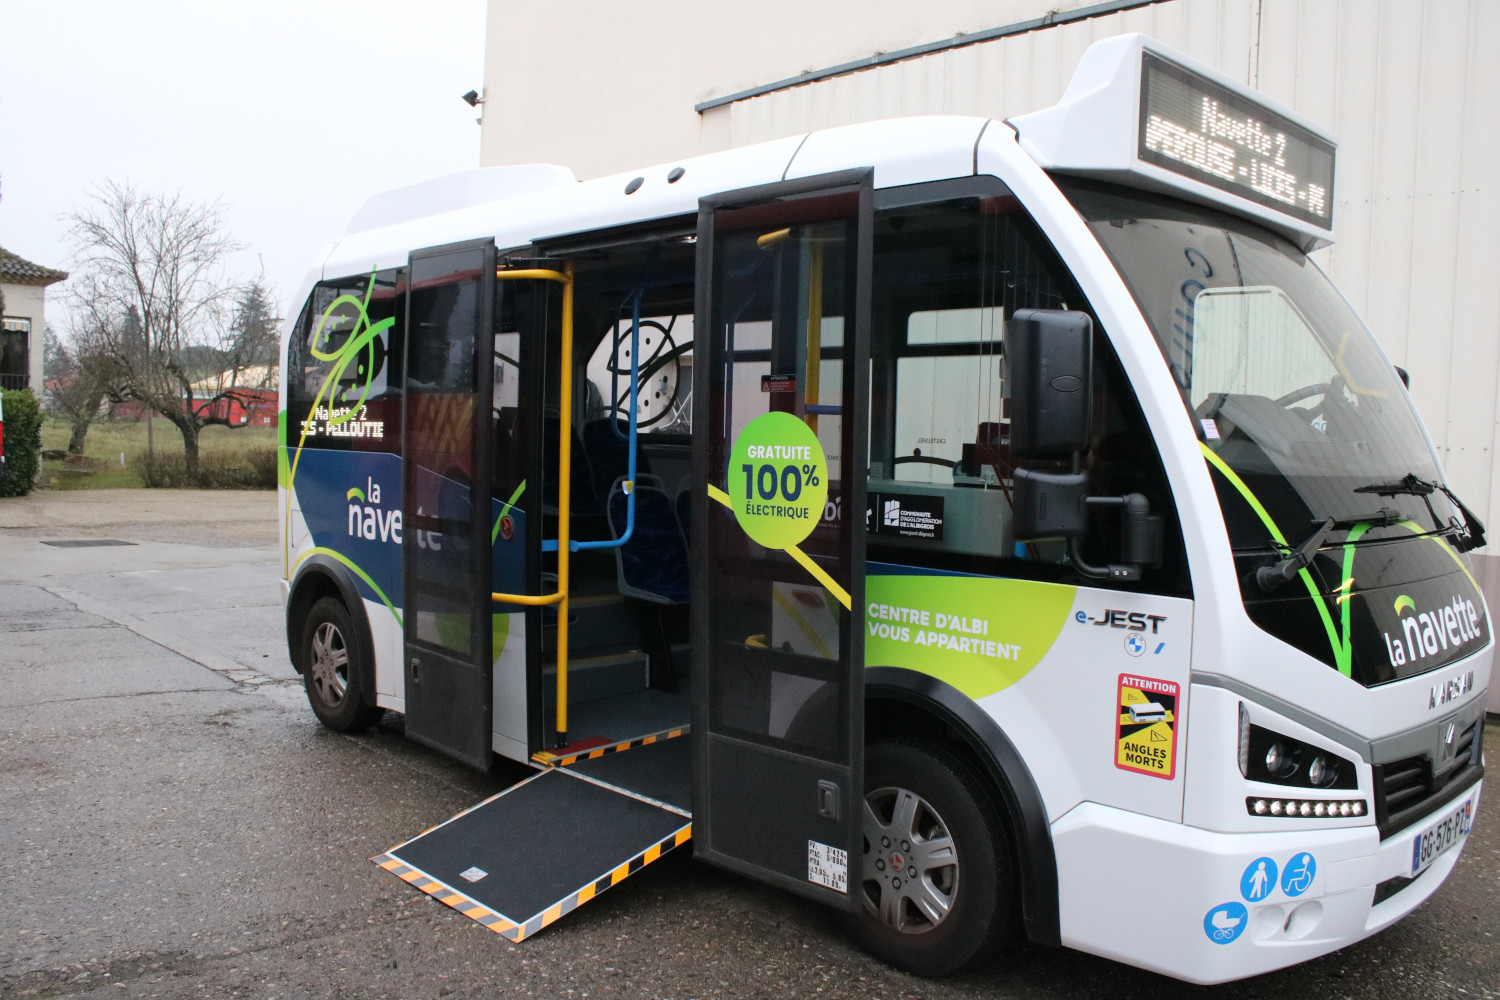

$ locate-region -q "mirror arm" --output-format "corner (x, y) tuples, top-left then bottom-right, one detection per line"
(1066, 493), (1153, 582)
(1067, 537), (1140, 581)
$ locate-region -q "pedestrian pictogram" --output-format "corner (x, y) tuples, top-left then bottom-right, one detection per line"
(1240, 857), (1278, 901)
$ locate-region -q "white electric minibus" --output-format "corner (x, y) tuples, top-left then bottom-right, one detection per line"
(278, 33), (1489, 984)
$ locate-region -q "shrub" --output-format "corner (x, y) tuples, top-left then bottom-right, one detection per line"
(131, 444), (279, 490)
(0, 388), (43, 497)
(131, 450), (192, 488)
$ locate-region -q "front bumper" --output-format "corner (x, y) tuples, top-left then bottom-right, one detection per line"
(1050, 778), (1482, 984)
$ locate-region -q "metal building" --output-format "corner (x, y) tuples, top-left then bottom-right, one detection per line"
(479, 0), (1500, 709)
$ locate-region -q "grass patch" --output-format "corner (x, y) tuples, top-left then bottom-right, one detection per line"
(41, 417), (278, 490)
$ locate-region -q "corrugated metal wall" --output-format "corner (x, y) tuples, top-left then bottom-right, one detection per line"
(713, 0), (1500, 583)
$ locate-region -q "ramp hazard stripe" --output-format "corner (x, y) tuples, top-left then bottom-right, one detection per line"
(373, 855), (519, 935)
(373, 824), (691, 942)
(533, 726), (687, 768)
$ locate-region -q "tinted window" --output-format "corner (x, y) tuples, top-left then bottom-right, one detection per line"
(286, 268), (404, 453)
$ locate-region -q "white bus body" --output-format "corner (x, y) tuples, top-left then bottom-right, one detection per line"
(278, 34), (1489, 984)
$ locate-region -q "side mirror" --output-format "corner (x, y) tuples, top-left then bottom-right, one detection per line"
(1006, 310), (1163, 581)
(1013, 468), (1088, 540)
(1007, 309), (1093, 459)
(1394, 366), (1410, 389)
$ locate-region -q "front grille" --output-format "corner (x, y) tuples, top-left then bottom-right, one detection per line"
(1372, 871), (1421, 906)
(1373, 719), (1483, 839)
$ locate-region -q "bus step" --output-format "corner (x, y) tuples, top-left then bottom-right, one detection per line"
(542, 651), (650, 704)
(373, 738), (691, 942)
(542, 592), (641, 655)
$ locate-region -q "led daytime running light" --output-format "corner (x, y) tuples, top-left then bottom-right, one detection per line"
(1247, 796), (1366, 818)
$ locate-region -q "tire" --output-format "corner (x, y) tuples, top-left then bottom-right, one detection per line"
(846, 740), (1016, 977)
(300, 596), (384, 733)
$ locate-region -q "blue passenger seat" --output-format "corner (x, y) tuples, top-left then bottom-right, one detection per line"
(606, 475), (689, 605)
(583, 418), (651, 511)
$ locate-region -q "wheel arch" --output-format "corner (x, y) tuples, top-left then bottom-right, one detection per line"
(865, 666), (1060, 948)
(287, 556), (378, 706)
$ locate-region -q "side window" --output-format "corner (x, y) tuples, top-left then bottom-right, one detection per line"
(286, 268), (404, 453)
(584, 312), (693, 435)
(869, 195), (1184, 592)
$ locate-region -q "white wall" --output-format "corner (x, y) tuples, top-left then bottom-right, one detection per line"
(480, 0), (1098, 179)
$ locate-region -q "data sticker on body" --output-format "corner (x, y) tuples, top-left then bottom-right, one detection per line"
(807, 839), (848, 893)
(728, 411), (829, 550)
(1116, 673), (1180, 779)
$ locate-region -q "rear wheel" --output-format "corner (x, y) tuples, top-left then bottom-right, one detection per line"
(300, 596), (384, 733)
(847, 740), (1015, 976)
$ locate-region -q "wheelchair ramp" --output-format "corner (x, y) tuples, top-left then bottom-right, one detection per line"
(373, 736), (690, 942)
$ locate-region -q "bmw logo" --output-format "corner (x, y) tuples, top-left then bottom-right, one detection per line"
(1125, 632), (1146, 657)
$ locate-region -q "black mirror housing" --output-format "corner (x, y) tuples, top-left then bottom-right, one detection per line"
(1007, 309), (1093, 459)
(1119, 493), (1164, 566)
(1013, 468), (1088, 540)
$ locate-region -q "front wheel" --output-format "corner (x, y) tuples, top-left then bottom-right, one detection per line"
(846, 740), (1016, 976)
(300, 596), (384, 733)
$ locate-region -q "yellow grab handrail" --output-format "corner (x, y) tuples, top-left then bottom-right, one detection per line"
(490, 263), (575, 748)
(489, 590), (565, 606)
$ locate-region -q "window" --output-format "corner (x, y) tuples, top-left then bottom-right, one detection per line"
(867, 191), (1186, 592)
(868, 195), (1078, 568)
(0, 316), (30, 389)
(584, 312), (693, 435)
(286, 269), (403, 453)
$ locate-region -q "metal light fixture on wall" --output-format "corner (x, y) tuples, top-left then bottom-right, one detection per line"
(462, 89), (485, 125)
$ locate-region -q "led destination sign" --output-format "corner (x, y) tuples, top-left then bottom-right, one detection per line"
(1138, 52), (1335, 228)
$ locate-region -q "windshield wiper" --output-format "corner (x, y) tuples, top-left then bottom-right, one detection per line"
(1352, 472), (1435, 497)
(1353, 473), (1488, 551)
(1255, 508), (1401, 592)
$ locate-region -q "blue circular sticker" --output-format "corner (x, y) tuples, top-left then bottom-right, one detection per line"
(1204, 901), (1249, 945)
(1281, 852), (1316, 897)
(1240, 857), (1278, 901)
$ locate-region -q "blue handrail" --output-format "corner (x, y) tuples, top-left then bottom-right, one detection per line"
(543, 293), (641, 553)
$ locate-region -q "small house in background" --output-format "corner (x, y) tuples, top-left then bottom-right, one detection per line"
(188, 364), (278, 426)
(112, 364), (279, 426)
(0, 247), (68, 392)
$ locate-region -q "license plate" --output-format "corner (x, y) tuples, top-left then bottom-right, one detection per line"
(1410, 797), (1474, 876)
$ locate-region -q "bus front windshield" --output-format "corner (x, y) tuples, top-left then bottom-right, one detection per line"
(1063, 181), (1455, 552)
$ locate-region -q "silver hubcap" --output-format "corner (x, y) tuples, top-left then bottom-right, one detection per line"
(861, 786), (958, 934)
(310, 621), (349, 706)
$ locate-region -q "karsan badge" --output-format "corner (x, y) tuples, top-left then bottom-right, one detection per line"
(1116, 673), (1181, 779)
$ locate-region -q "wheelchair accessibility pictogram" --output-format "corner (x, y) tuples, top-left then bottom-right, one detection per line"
(1281, 852), (1316, 897)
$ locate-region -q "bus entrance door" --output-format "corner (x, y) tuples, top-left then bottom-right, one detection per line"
(691, 172), (871, 907)
(400, 239), (498, 770)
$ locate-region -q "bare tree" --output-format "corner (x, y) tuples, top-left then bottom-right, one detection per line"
(43, 333), (111, 455)
(65, 180), (254, 477)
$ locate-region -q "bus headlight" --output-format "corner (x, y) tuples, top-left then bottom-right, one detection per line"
(1307, 755), (1339, 788)
(1238, 709), (1357, 790)
(1264, 741), (1299, 778)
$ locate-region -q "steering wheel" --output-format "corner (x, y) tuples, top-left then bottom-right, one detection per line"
(1274, 383), (1331, 407)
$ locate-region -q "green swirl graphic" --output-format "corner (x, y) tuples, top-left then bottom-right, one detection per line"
(283, 269), (395, 578)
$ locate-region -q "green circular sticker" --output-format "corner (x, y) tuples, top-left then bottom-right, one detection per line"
(728, 411), (829, 549)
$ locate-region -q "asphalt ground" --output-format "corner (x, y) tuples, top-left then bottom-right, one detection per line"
(0, 489), (1496, 999)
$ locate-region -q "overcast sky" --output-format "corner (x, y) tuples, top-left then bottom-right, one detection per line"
(0, 0), (486, 332)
